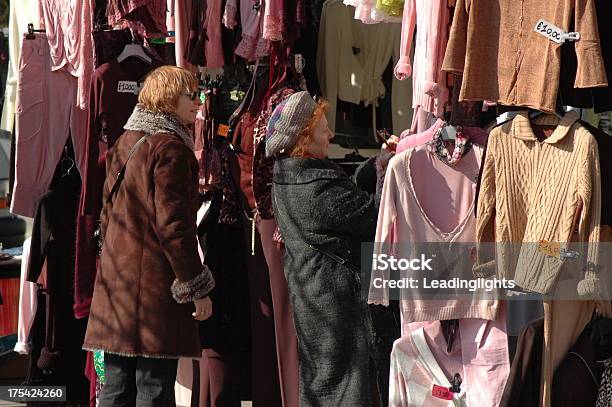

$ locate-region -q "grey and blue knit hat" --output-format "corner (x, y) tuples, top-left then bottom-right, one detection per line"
(265, 91), (318, 157)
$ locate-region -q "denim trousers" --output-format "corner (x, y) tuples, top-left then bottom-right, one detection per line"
(99, 353), (178, 407)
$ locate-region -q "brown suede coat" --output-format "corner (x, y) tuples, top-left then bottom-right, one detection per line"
(84, 129), (214, 358)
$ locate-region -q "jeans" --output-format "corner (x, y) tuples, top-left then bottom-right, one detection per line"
(99, 353), (178, 407)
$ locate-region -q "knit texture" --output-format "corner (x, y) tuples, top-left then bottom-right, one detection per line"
(265, 91), (317, 157)
(475, 111), (602, 296)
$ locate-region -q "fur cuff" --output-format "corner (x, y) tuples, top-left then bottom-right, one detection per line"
(171, 266), (215, 304)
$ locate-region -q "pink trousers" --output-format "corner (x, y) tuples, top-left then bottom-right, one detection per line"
(11, 34), (87, 217)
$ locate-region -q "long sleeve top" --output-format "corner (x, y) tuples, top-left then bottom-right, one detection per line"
(316, 0), (412, 134)
(474, 111), (602, 295)
(368, 143), (498, 323)
(394, 0), (449, 116)
(442, 0), (608, 114)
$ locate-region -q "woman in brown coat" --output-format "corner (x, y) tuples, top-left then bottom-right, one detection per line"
(83, 66), (214, 407)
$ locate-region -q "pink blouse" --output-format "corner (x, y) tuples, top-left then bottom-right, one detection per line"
(40, 0), (94, 110)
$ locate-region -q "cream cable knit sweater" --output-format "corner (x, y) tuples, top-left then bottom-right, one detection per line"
(475, 111), (601, 296)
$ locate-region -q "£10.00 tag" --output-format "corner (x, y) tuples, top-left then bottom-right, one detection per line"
(534, 19), (578, 44)
(432, 384), (454, 400)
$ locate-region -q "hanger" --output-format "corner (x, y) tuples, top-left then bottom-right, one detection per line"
(441, 319), (459, 352)
(117, 29), (152, 64)
(60, 146), (75, 177)
(25, 23), (45, 40)
(440, 123), (457, 141)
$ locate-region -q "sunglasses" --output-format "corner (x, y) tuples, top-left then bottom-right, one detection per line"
(183, 90), (202, 101)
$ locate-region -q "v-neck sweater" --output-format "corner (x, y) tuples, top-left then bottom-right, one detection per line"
(475, 111), (602, 295)
(368, 144), (498, 323)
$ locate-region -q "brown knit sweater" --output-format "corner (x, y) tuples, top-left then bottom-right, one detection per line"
(475, 111), (601, 296)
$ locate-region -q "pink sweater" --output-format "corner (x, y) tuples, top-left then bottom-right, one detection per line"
(395, 0), (449, 116)
(368, 143), (498, 322)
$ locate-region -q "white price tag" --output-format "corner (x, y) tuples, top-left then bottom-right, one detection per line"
(534, 19), (580, 44)
(117, 81), (139, 94)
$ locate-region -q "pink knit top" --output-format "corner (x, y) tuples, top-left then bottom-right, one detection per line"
(368, 143), (498, 323)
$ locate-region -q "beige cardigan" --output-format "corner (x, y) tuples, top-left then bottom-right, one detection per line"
(475, 111), (601, 296)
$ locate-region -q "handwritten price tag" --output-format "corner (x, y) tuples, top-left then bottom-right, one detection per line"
(432, 384), (454, 400)
(217, 124), (230, 137)
(538, 240), (561, 258)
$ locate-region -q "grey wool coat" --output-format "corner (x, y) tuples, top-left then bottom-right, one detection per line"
(272, 155), (381, 407)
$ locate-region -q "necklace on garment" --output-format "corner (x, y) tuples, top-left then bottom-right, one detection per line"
(428, 125), (473, 167)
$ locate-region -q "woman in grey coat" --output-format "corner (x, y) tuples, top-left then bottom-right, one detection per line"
(266, 91), (396, 406)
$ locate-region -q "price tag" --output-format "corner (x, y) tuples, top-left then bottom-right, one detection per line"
(534, 19), (579, 44)
(538, 240), (561, 258)
(432, 384), (454, 400)
(217, 124), (230, 137)
(117, 81), (138, 94)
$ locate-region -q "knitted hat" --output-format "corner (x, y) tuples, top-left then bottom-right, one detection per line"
(265, 91), (317, 157)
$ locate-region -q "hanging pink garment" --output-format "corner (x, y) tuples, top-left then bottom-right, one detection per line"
(39, 0), (94, 110)
(106, 0), (167, 38)
(391, 311), (509, 407)
(395, 0), (449, 116)
(397, 119), (488, 154)
(226, 0), (270, 61)
(369, 142), (498, 321)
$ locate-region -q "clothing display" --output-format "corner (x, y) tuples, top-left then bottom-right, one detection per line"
(370, 140), (498, 324)
(0, 0), (41, 132)
(14, 238), (37, 355)
(475, 111), (601, 295)
(317, 0), (412, 134)
(39, 0), (94, 111)
(10, 34), (88, 217)
(390, 327), (468, 406)
(106, 0), (167, 37)
(2, 1), (611, 406)
(394, 0), (449, 117)
(442, 0), (608, 113)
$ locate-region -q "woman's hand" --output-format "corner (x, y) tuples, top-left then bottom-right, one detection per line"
(383, 135), (399, 153)
(192, 297), (213, 321)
